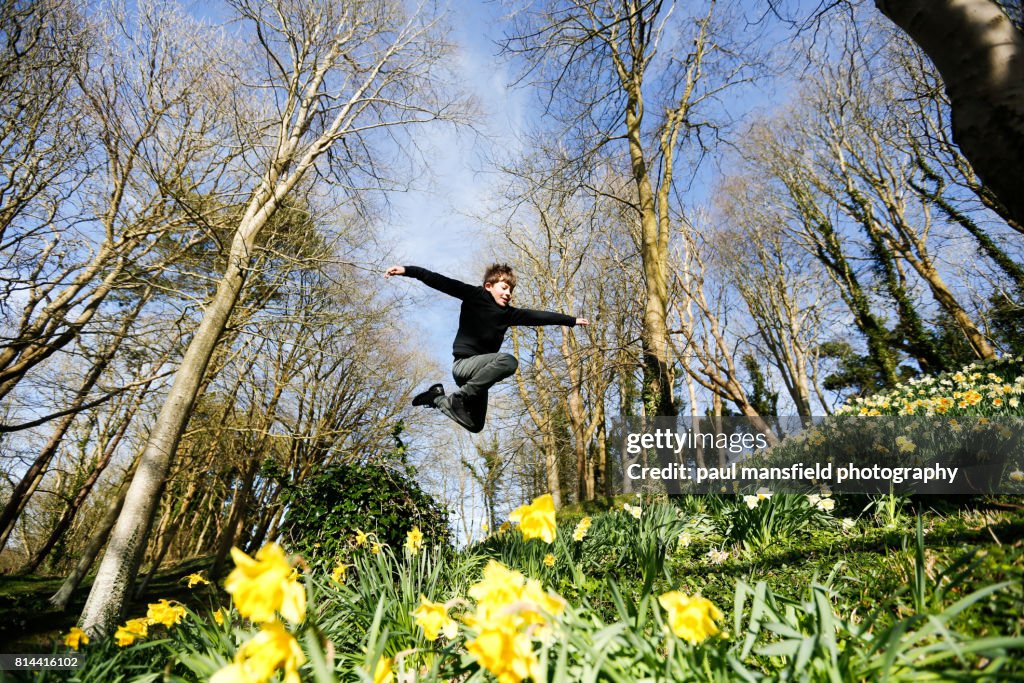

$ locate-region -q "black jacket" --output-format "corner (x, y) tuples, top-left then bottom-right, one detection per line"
(402, 266), (576, 358)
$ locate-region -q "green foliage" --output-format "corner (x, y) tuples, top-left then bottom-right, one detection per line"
(742, 353), (779, 417)
(37, 500), (1024, 682)
(703, 492), (833, 555)
(279, 463), (451, 569)
(989, 294), (1024, 356)
(316, 543), (480, 655)
(39, 358), (1024, 682)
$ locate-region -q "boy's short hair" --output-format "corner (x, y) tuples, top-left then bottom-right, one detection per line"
(483, 263), (517, 289)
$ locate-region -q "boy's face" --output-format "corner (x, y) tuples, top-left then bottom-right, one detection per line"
(484, 280), (513, 307)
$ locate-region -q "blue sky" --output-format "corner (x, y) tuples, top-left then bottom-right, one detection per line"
(381, 0), (527, 370)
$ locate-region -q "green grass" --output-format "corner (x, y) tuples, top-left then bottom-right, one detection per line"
(0, 555), (219, 653)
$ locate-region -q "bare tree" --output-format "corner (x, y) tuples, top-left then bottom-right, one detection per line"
(502, 0), (756, 419)
(714, 179), (836, 420)
(873, 0), (1024, 228)
(0, 0), (235, 405)
(670, 221), (779, 442)
(80, 0), (466, 635)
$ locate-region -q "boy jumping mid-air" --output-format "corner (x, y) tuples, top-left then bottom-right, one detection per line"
(384, 263), (589, 433)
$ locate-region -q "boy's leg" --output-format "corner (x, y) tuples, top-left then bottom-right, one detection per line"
(434, 353), (515, 432)
(451, 353), (518, 400)
(433, 390), (487, 433)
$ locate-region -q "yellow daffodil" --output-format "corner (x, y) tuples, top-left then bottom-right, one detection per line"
(211, 620), (305, 683)
(521, 578), (566, 622)
(543, 553), (555, 567)
(331, 562), (350, 584)
(63, 627), (88, 651)
(405, 526), (424, 555)
(572, 517), (591, 541)
(466, 621), (538, 683)
(354, 529), (369, 547)
(147, 599), (187, 628)
(371, 542), (383, 555)
(224, 543), (306, 624)
(509, 494), (557, 543)
(658, 591), (723, 645)
(114, 627), (136, 648)
(468, 560), (527, 617)
(114, 618), (148, 647)
(184, 572), (209, 588)
(371, 656), (394, 683)
(213, 607), (230, 626)
(462, 559), (566, 683)
(412, 595), (457, 641)
(895, 436), (916, 453)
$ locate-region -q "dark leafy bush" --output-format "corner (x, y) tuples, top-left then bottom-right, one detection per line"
(279, 463), (451, 568)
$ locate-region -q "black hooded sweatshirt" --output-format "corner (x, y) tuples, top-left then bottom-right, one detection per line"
(402, 266), (576, 359)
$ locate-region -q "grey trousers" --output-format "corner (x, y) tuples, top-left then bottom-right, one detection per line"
(435, 352), (518, 432)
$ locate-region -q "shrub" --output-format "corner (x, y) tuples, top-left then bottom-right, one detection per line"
(279, 463), (451, 568)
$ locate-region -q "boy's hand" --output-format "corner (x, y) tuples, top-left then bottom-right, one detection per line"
(384, 265), (405, 278)
(576, 318), (590, 326)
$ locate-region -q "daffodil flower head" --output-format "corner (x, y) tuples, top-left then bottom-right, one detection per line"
(466, 620), (539, 683)
(211, 620), (306, 683)
(184, 572), (209, 588)
(572, 516), (591, 541)
(468, 560), (527, 616)
(146, 599), (187, 628)
(331, 562), (350, 584)
(509, 494), (557, 543)
(658, 591), (723, 645)
(371, 657), (394, 683)
(114, 618), (148, 647)
(412, 595), (457, 641)
(63, 627), (89, 651)
(405, 526), (424, 555)
(225, 543), (306, 625)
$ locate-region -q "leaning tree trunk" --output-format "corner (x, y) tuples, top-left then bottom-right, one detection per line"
(49, 486), (128, 611)
(875, 0), (1024, 228)
(79, 224), (262, 635)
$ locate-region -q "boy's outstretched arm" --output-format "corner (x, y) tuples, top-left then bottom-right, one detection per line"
(383, 264), (476, 300)
(509, 307), (589, 327)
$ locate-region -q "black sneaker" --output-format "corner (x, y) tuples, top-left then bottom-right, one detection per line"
(447, 393), (479, 432)
(412, 383), (444, 407)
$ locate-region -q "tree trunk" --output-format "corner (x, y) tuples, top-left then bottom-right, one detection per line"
(211, 464), (256, 578)
(20, 423), (137, 574)
(49, 486), (127, 611)
(79, 233), (255, 634)
(512, 329), (562, 507)
(875, 0), (1024, 227)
